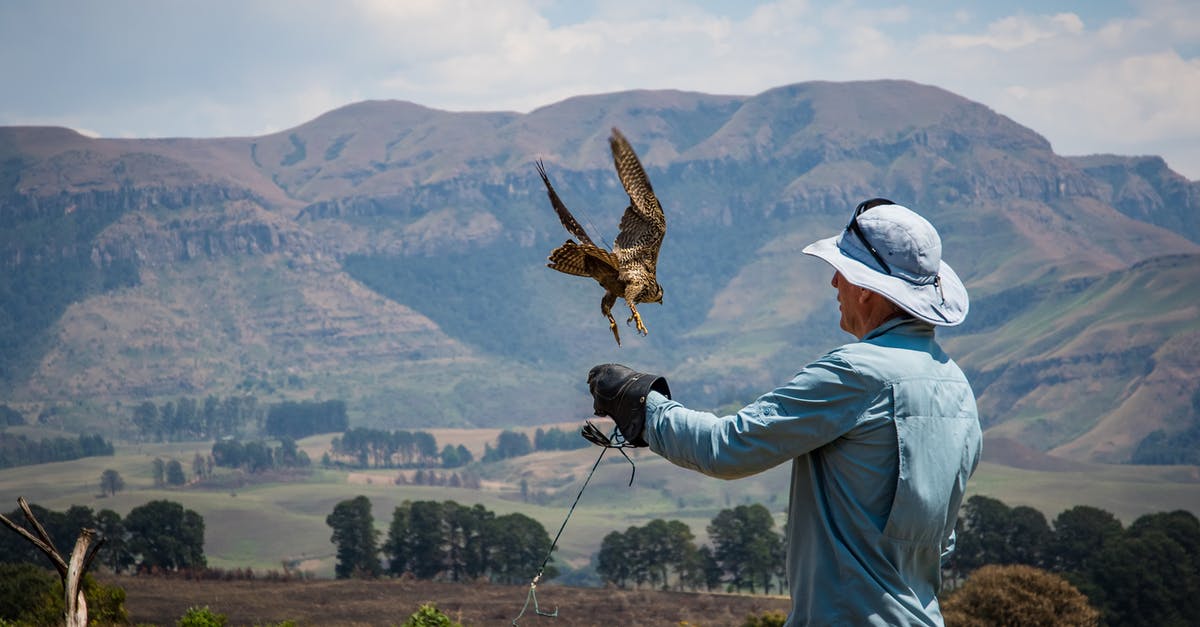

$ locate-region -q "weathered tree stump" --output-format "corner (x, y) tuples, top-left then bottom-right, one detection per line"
(0, 497), (104, 626)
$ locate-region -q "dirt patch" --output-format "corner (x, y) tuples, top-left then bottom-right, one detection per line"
(105, 575), (790, 626)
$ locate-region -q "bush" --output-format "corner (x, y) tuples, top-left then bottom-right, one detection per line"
(941, 564), (1099, 627)
(0, 566), (126, 626)
(0, 563), (56, 623)
(178, 605), (228, 627)
(402, 603), (462, 627)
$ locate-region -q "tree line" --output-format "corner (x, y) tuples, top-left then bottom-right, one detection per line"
(211, 437), (311, 473)
(0, 500), (206, 574)
(481, 427), (588, 463)
(325, 496), (555, 584)
(132, 395), (260, 442)
(325, 425), (587, 470)
(265, 400), (348, 439)
(948, 495), (1200, 626)
(326, 428), (443, 469)
(0, 432), (113, 470)
(131, 396), (352, 443)
(585, 494), (1199, 626)
(597, 504), (783, 593)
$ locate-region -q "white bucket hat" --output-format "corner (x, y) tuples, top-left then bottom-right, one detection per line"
(802, 199), (968, 326)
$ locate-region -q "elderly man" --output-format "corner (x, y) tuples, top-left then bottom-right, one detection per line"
(588, 199), (982, 626)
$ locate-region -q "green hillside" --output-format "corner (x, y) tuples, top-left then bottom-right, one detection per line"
(1, 80), (1198, 466)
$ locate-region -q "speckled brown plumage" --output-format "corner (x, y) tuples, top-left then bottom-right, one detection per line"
(537, 128), (665, 345)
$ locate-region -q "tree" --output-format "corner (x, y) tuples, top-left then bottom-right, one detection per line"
(267, 399), (348, 439)
(151, 458), (166, 487)
(940, 564), (1100, 627)
(1090, 510), (1200, 626)
(483, 431), (532, 462)
(98, 469), (125, 497)
(597, 529), (634, 588)
(385, 500), (446, 579)
(708, 504), (782, 593)
(132, 402), (160, 441)
(327, 495), (381, 579)
(124, 500), (206, 571)
(1007, 505), (1051, 566)
(487, 512), (555, 585)
(1048, 505), (1122, 578)
(951, 495), (1049, 576)
(383, 500), (555, 585)
(165, 459), (187, 486)
(95, 509), (133, 574)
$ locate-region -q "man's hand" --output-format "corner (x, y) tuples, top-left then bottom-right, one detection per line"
(587, 364), (671, 447)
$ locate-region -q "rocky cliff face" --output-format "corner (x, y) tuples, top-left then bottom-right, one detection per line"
(2, 80), (1198, 459)
(1069, 154), (1200, 244)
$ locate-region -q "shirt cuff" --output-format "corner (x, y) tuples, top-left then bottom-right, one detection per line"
(643, 390), (672, 450)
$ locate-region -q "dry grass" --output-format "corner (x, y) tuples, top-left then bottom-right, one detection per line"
(107, 575), (791, 626)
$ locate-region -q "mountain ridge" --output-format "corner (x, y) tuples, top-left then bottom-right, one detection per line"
(1, 79), (1197, 464)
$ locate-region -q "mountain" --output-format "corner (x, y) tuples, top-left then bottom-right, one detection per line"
(1, 79), (1197, 464)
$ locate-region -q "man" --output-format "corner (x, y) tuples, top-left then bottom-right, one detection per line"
(588, 199), (982, 626)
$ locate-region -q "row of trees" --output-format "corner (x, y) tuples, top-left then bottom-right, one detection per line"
(0, 432), (113, 470)
(481, 427), (588, 464)
(132, 395), (260, 442)
(212, 437), (311, 473)
(0, 500), (206, 573)
(396, 469), (483, 489)
(131, 395), (354, 444)
(327, 428), (443, 468)
(325, 497), (555, 584)
(326, 425), (588, 470)
(596, 504), (783, 593)
(265, 400), (348, 439)
(950, 495), (1200, 626)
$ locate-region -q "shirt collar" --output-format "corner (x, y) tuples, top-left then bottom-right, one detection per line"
(862, 316), (932, 342)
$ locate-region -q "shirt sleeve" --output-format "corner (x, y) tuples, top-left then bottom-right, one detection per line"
(643, 353), (873, 479)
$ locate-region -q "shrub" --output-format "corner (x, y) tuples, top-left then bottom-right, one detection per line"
(940, 563), (1100, 627)
(0, 566), (126, 626)
(178, 605), (228, 627)
(0, 563), (56, 623)
(402, 603), (462, 627)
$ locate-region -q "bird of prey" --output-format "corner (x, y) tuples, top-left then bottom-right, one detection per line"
(536, 128), (665, 346)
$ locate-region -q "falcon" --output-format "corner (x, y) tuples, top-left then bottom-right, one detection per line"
(537, 128), (666, 346)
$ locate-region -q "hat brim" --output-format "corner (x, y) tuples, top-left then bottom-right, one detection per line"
(802, 234), (969, 326)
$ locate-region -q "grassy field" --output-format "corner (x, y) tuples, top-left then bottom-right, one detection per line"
(2, 428), (1198, 579)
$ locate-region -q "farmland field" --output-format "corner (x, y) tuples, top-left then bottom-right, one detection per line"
(106, 576), (791, 626)
(2, 425), (1199, 579)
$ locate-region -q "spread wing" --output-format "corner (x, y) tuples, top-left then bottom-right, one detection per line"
(608, 128), (666, 272)
(536, 160), (596, 247)
(547, 240), (620, 281)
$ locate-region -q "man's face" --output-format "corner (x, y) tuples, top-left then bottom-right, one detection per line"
(831, 271), (865, 336)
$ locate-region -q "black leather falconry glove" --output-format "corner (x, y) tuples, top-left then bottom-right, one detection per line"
(587, 364), (671, 447)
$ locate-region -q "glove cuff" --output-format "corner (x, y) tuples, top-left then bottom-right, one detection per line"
(614, 374), (670, 447)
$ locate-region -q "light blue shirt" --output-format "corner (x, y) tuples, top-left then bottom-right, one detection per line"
(644, 317), (982, 626)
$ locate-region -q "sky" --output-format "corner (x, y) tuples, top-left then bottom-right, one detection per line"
(2, 0), (1198, 180)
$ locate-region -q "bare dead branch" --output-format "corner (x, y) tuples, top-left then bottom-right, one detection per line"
(0, 508), (69, 577)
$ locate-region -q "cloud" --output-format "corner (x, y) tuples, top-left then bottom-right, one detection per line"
(937, 13), (1084, 51)
(1, 0), (1196, 178)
